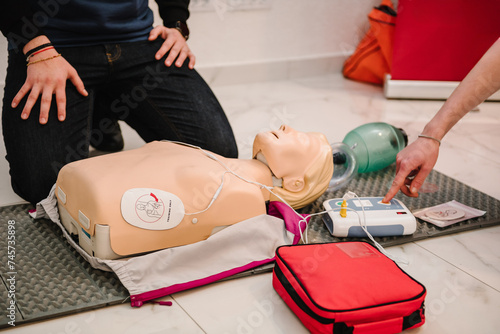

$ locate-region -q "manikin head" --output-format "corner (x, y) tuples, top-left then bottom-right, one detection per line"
(252, 125), (333, 209)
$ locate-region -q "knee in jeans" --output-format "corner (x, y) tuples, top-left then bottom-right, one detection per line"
(211, 140), (238, 159)
(225, 143), (239, 159)
(10, 169), (56, 205)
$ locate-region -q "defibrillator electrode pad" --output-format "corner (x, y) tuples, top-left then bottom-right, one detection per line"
(121, 188), (185, 230)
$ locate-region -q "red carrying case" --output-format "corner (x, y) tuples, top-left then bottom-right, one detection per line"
(273, 242), (426, 334)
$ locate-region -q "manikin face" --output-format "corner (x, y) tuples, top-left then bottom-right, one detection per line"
(252, 125), (323, 184)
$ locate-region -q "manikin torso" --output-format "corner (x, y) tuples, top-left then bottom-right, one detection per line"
(56, 125), (330, 256)
(57, 141), (275, 256)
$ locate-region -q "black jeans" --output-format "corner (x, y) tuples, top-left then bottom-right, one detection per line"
(2, 39), (238, 205)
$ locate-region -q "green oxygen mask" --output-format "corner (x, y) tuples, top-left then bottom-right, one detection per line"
(329, 122), (408, 190)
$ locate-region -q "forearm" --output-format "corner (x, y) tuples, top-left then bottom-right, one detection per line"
(0, 1), (53, 58)
(422, 38), (500, 140)
(0, 0), (44, 50)
(154, 0), (190, 25)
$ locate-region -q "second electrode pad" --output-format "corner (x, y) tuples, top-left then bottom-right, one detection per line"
(322, 197), (416, 237)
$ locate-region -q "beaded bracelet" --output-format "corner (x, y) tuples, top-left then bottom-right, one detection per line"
(26, 54), (61, 67)
(418, 134), (441, 146)
(24, 43), (53, 60)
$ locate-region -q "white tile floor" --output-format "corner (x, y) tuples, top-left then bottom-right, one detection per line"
(2, 74), (500, 333)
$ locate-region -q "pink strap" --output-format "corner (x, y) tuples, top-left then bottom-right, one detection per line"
(268, 201), (309, 245)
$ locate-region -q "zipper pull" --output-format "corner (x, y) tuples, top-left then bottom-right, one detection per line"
(131, 301), (142, 307)
(152, 301), (173, 306)
(130, 297), (172, 307)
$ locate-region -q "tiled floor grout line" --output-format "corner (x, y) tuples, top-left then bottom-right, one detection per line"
(413, 241), (500, 294)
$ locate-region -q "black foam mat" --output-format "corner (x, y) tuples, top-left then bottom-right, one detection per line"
(305, 165), (500, 246)
(0, 204), (128, 329)
(1, 166), (499, 328)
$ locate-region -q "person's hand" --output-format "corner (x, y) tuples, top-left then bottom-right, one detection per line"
(383, 138), (440, 202)
(12, 38), (88, 124)
(148, 25), (195, 69)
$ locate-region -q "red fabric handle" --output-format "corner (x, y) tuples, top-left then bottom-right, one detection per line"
(352, 317), (402, 334)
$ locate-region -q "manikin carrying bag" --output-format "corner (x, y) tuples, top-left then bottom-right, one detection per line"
(273, 242), (426, 333)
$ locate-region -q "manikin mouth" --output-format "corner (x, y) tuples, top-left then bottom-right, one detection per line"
(254, 152), (283, 187)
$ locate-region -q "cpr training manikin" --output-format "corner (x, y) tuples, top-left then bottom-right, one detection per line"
(55, 125), (333, 259)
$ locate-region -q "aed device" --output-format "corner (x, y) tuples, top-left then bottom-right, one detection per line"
(322, 197), (416, 237)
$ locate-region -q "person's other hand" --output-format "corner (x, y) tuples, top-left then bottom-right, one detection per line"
(12, 46), (87, 124)
(149, 26), (195, 69)
(383, 138), (440, 202)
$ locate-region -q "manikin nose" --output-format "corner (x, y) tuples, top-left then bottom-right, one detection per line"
(279, 125), (298, 135)
(279, 124), (291, 133)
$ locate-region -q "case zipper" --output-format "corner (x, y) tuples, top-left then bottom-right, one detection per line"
(274, 264), (335, 324)
(130, 289), (173, 307)
(276, 243), (427, 313)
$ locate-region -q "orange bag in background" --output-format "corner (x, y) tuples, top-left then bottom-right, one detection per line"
(342, 0), (396, 85)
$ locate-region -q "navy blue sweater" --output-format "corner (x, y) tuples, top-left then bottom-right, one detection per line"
(1, 0), (189, 50)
